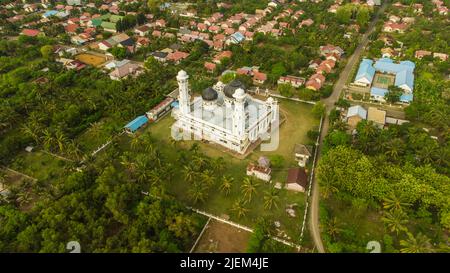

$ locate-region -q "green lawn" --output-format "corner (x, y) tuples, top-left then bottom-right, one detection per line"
(135, 98), (319, 243)
(9, 151), (68, 184)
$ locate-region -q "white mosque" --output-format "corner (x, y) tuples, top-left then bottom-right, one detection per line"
(172, 70), (279, 154)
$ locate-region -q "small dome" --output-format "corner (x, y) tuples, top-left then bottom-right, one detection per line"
(223, 79), (246, 98)
(177, 70), (188, 79)
(266, 97), (274, 104)
(202, 87), (218, 101)
(233, 88), (245, 98)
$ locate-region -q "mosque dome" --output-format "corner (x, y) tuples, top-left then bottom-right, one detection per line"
(202, 87), (218, 101)
(223, 79), (246, 98)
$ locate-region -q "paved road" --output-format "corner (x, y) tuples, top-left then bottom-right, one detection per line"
(308, 3), (388, 253)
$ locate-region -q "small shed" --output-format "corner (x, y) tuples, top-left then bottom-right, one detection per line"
(124, 115), (148, 133)
(285, 168), (308, 192)
(294, 144), (312, 167)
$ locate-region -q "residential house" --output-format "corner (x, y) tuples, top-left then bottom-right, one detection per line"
(306, 73), (326, 91)
(109, 62), (142, 80)
(204, 62), (216, 72)
(167, 51), (190, 64)
(367, 107), (386, 128)
(415, 50), (432, 59)
(285, 168), (308, 192)
(253, 71), (267, 85)
(433, 52), (448, 61)
(135, 25), (150, 37)
(213, 51), (232, 64)
(346, 105), (367, 128)
(278, 75), (305, 88)
(21, 29), (41, 37)
(151, 51), (169, 62)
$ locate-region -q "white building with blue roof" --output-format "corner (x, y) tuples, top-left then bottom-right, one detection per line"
(354, 59), (376, 86)
(353, 57), (415, 103)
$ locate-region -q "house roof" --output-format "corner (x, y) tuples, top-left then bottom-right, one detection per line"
(347, 105), (367, 119)
(367, 107), (386, 125)
(286, 168), (308, 188)
(125, 115), (148, 132)
(151, 51), (168, 59)
(110, 63), (140, 78)
(231, 32), (245, 42)
(370, 86), (388, 97)
(204, 62), (216, 71)
(21, 29), (40, 37)
(355, 59), (376, 83)
(253, 71), (267, 81)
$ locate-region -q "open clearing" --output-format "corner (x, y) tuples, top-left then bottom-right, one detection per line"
(75, 53), (107, 67)
(194, 219), (251, 253)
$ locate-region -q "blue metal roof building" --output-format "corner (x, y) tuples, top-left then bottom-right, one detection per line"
(373, 57), (415, 92)
(230, 32), (245, 43)
(124, 115), (148, 133)
(355, 59), (376, 84)
(43, 10), (58, 18)
(346, 105), (367, 120)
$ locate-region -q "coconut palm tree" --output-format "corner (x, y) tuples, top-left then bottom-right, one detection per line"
(182, 165), (196, 183)
(320, 180), (339, 199)
(417, 145), (436, 164)
(188, 182), (207, 204)
(213, 157), (226, 173)
(42, 129), (54, 151)
(231, 198), (249, 218)
(120, 154), (136, 173)
(219, 175), (234, 196)
(21, 124), (40, 144)
(241, 177), (259, 203)
(385, 138), (404, 161)
(89, 121), (104, 139)
(130, 135), (142, 151)
(193, 155), (208, 170)
(325, 217), (342, 241)
(382, 210), (408, 235)
(400, 232), (434, 253)
(55, 129), (68, 153)
(263, 187), (280, 210)
(201, 169), (215, 187)
(67, 140), (82, 160)
(382, 193), (411, 213)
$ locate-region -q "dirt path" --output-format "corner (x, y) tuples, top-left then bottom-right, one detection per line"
(308, 2), (388, 253)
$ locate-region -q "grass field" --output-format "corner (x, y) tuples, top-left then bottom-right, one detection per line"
(75, 53), (107, 67)
(9, 151), (68, 184)
(135, 98), (319, 243)
(194, 219), (251, 253)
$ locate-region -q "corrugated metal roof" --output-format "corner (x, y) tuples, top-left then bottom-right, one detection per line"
(370, 86), (388, 97)
(355, 59), (375, 83)
(347, 105), (367, 119)
(125, 115), (148, 132)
